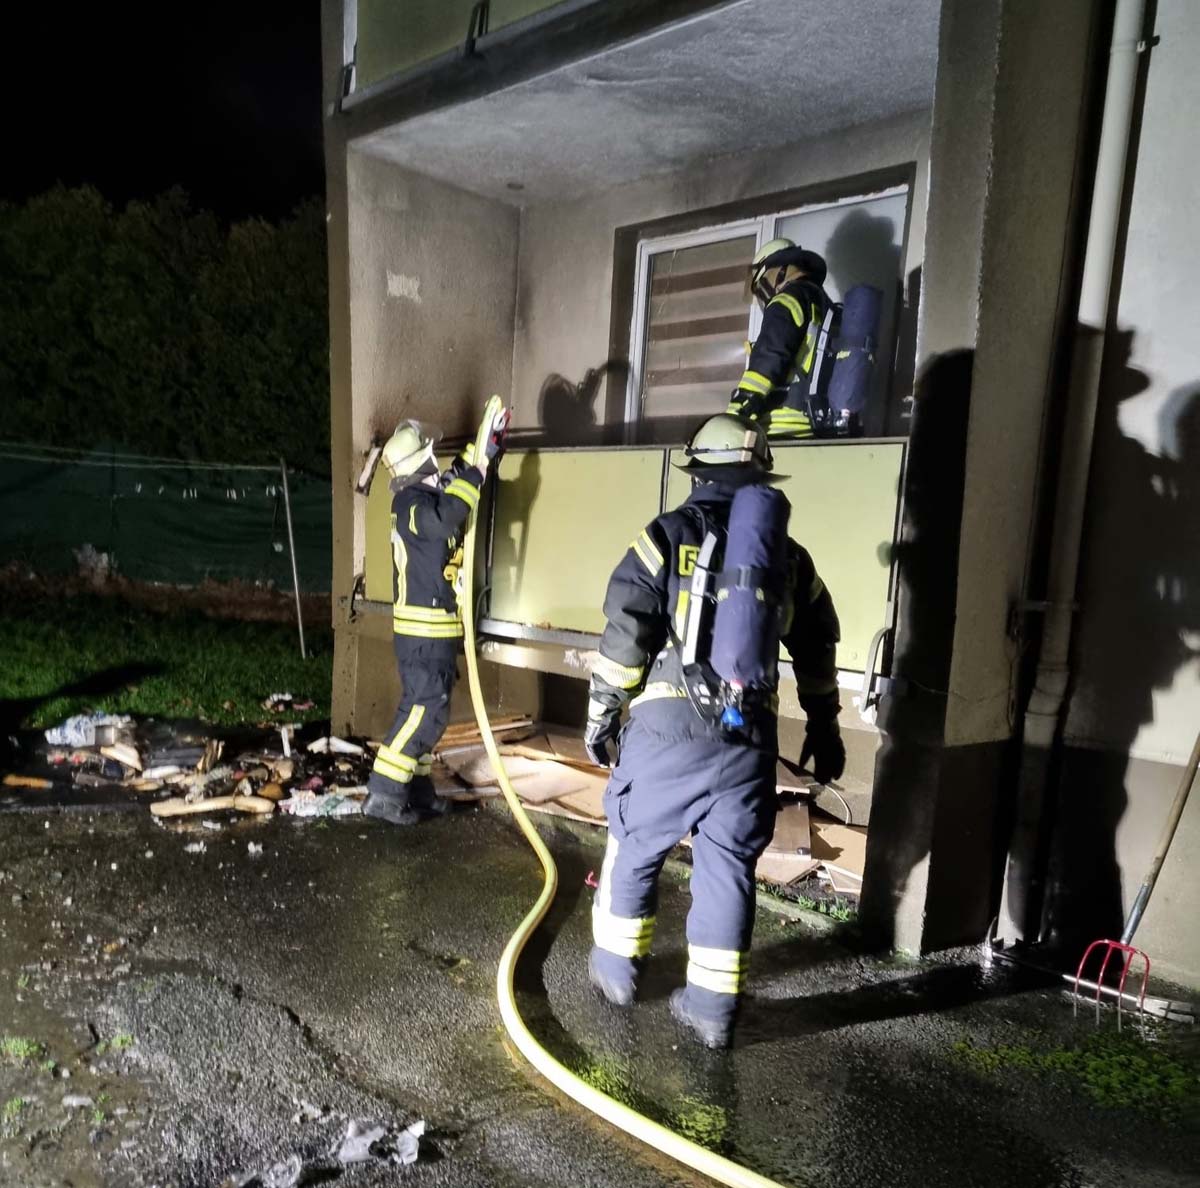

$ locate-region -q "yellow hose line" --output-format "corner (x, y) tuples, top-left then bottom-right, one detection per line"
(460, 467), (788, 1188)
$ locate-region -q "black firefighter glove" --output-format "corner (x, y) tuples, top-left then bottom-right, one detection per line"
(799, 696), (845, 785)
(728, 388), (768, 422)
(584, 708), (621, 770)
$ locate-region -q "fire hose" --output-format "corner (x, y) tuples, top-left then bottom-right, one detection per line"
(457, 419), (789, 1188)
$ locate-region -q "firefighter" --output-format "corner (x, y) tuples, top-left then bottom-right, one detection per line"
(726, 238), (830, 439)
(365, 401), (509, 826)
(583, 412), (844, 1048)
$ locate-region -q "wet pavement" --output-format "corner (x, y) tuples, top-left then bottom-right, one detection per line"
(0, 805), (1196, 1187)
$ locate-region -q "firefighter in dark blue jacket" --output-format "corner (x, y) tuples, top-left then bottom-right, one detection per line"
(365, 401), (509, 826)
(726, 238), (830, 439)
(583, 413), (844, 1047)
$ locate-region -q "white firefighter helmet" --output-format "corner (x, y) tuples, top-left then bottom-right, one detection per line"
(675, 413), (776, 475)
(381, 420), (435, 482)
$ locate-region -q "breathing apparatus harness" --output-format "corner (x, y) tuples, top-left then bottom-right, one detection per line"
(671, 486), (791, 744)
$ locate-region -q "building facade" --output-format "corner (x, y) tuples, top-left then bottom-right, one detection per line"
(320, 0), (1200, 987)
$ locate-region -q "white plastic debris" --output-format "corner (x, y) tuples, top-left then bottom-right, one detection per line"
(279, 790), (365, 818)
(393, 1119), (425, 1165)
(183, 841), (207, 854)
(247, 842), (264, 856)
(306, 736), (364, 756)
(44, 713), (133, 747)
(334, 1119), (425, 1167)
(62, 1094), (95, 1109)
(336, 1121), (387, 1164)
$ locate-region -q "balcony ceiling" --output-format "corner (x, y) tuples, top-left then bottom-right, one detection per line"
(357, 0), (940, 204)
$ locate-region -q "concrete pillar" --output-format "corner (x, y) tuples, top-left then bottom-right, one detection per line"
(860, 0), (1103, 952)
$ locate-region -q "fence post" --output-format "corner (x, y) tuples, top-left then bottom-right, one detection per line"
(279, 458), (307, 660)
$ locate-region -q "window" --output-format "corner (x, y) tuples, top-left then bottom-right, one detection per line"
(626, 187), (910, 440)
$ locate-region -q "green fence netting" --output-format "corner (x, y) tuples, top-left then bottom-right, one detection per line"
(0, 443), (331, 592)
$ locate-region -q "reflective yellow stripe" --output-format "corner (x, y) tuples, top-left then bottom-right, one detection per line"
(593, 836), (656, 959)
(630, 681), (689, 708)
(388, 704), (425, 753)
(373, 751), (416, 783)
(737, 370), (773, 396)
(769, 293), (805, 328)
(628, 535), (667, 580)
(445, 479), (479, 509)
(408, 504), (418, 534)
(800, 321), (818, 373)
(593, 654), (645, 691)
(687, 944), (749, 995)
(593, 912), (656, 958)
(376, 747), (418, 771)
(393, 621), (464, 639)
(674, 589), (690, 636)
(392, 518), (407, 606)
(638, 530), (664, 571)
(394, 604), (459, 621)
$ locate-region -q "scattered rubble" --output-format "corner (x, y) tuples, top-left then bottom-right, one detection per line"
(335, 1118), (425, 1166)
(44, 713), (132, 748)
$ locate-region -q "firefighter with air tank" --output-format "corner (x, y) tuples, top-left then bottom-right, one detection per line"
(583, 412), (844, 1048)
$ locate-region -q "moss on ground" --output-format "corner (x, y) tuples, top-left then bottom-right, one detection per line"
(953, 1025), (1200, 1116)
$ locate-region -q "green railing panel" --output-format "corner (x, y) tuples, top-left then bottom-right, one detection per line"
(665, 442), (904, 670)
(364, 442), (903, 672)
(489, 449), (665, 635)
(357, 0), (568, 89)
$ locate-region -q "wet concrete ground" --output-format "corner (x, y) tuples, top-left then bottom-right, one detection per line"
(0, 805), (1196, 1187)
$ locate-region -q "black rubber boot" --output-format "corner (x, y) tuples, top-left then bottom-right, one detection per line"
(588, 949), (639, 1008)
(408, 775), (454, 819)
(669, 988), (734, 1050)
(363, 790), (422, 827)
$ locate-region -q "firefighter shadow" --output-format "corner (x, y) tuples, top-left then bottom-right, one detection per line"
(509, 827), (592, 998)
(486, 450), (540, 617)
(537, 360), (628, 445)
(1038, 361), (1200, 956)
(823, 208), (908, 437)
(0, 662), (165, 767)
(859, 348), (974, 951)
(737, 959), (1055, 1047)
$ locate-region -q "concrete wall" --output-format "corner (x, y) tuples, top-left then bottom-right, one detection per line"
(862, 0), (1101, 953)
(328, 142), (525, 734)
(1058, 0), (1200, 987)
(509, 109), (931, 432)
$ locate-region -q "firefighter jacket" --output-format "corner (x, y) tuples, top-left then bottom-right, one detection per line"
(588, 480), (840, 743)
(731, 279), (829, 435)
(389, 451), (483, 641)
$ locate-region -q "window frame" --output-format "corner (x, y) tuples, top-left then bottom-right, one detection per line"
(623, 183), (910, 434)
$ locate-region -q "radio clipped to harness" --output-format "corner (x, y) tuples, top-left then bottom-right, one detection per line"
(678, 485), (791, 740)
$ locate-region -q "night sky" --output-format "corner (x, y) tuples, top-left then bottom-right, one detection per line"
(8, 3), (324, 222)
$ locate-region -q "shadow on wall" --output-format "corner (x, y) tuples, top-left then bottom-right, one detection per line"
(822, 207), (907, 438)
(486, 450), (541, 618)
(859, 349), (974, 950)
(537, 360), (628, 445)
(1039, 333), (1200, 956)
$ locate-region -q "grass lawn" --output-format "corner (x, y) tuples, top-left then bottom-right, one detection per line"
(0, 589), (331, 729)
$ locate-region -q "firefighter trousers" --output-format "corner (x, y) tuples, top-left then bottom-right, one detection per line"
(368, 639), (458, 809)
(590, 716), (777, 1021)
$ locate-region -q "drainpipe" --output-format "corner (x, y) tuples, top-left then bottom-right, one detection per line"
(1010, 0), (1149, 938)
